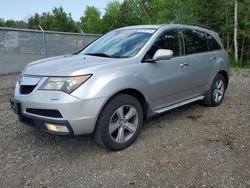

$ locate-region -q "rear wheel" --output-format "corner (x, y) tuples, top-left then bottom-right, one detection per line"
(202, 74), (226, 106)
(94, 94), (143, 150)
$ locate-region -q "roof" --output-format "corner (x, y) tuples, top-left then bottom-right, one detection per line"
(118, 23), (217, 34)
(119, 25), (163, 30)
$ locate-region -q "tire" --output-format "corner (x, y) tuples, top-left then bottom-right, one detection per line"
(202, 74), (226, 107)
(94, 94), (143, 151)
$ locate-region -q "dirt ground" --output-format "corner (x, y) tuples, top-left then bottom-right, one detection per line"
(0, 73), (249, 188)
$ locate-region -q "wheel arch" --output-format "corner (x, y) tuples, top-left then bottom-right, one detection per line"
(115, 89), (148, 120)
(218, 70), (229, 89)
(93, 88), (149, 132)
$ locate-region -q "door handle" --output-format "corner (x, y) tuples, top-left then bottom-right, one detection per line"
(180, 63), (189, 68)
(210, 56), (216, 61)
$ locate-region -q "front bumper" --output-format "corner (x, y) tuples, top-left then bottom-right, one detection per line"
(18, 112), (73, 136)
(11, 86), (107, 135)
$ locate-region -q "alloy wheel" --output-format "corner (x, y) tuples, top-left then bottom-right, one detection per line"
(213, 79), (225, 103)
(109, 105), (139, 143)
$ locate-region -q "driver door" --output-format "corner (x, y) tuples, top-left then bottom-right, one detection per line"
(146, 29), (194, 110)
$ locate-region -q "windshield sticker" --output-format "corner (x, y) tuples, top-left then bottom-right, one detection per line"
(137, 29), (155, 34)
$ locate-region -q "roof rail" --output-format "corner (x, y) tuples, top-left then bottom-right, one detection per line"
(170, 21), (213, 31)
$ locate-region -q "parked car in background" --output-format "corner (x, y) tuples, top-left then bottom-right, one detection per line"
(11, 22), (229, 150)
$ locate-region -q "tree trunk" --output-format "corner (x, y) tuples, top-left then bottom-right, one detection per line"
(225, 0), (230, 51)
(234, 0), (238, 61)
(240, 37), (245, 63)
(175, 0), (179, 20)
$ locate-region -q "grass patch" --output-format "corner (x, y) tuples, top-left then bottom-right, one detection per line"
(230, 59), (250, 69)
(230, 68), (250, 77)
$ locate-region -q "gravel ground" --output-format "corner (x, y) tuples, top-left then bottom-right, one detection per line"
(0, 73), (249, 188)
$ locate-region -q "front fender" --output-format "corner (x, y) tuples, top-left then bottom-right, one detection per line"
(71, 65), (149, 101)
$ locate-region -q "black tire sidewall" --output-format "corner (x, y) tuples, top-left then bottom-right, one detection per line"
(97, 94), (143, 150)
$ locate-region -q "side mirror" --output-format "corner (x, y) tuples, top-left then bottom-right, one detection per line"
(153, 49), (173, 61)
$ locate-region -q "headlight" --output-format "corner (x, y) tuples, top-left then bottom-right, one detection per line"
(39, 75), (92, 93)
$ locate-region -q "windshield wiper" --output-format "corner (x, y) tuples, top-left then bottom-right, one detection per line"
(85, 53), (111, 58)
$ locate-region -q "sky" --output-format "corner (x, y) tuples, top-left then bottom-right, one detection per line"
(0, 0), (117, 21)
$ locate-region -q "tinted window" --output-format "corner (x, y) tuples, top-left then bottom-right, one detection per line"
(207, 34), (221, 51)
(145, 29), (183, 59)
(184, 30), (208, 54)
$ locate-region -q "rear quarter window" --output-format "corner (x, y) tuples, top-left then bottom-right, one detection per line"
(184, 29), (208, 54)
(206, 34), (222, 51)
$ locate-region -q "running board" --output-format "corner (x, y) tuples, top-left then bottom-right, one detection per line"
(154, 95), (204, 114)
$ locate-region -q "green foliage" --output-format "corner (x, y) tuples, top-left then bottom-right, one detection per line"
(0, 19), (5, 27)
(3, 20), (27, 28)
(0, 0), (250, 66)
(28, 13), (40, 29)
(101, 1), (121, 33)
(80, 6), (101, 34)
(230, 59), (250, 68)
(2, 7), (79, 32)
(39, 7), (79, 32)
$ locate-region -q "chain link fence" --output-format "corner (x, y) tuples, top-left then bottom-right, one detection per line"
(0, 27), (100, 74)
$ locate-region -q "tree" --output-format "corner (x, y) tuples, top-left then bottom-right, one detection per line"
(39, 12), (53, 30)
(238, 0), (250, 63)
(50, 7), (78, 32)
(80, 6), (101, 34)
(234, 0), (238, 61)
(0, 0), (250, 66)
(39, 7), (78, 32)
(28, 13), (40, 29)
(117, 0), (148, 27)
(0, 19), (5, 27)
(102, 1), (121, 33)
(2, 20), (26, 28)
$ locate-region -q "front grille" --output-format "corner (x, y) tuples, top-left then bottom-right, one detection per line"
(20, 85), (36, 94)
(26, 108), (63, 118)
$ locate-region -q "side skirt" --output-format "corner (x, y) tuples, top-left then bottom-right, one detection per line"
(147, 95), (204, 118)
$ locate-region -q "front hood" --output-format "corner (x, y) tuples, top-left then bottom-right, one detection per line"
(23, 54), (121, 76)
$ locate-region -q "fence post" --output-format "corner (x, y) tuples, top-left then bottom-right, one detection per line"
(39, 25), (47, 57)
(81, 30), (86, 47)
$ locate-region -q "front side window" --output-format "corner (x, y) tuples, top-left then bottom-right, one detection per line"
(184, 30), (208, 54)
(206, 34), (222, 51)
(145, 29), (184, 59)
(81, 29), (155, 58)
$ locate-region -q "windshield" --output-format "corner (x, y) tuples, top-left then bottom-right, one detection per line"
(81, 28), (156, 58)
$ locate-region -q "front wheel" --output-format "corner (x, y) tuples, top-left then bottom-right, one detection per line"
(94, 94), (143, 151)
(202, 74), (226, 106)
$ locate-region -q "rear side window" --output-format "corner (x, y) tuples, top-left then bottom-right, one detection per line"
(184, 30), (208, 54)
(206, 34), (222, 51)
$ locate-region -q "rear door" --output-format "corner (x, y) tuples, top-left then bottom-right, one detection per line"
(147, 29), (193, 110)
(183, 29), (215, 94)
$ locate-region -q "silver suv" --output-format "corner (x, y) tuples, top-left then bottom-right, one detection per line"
(11, 23), (229, 150)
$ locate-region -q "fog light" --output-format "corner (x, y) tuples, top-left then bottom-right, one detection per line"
(45, 123), (69, 133)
